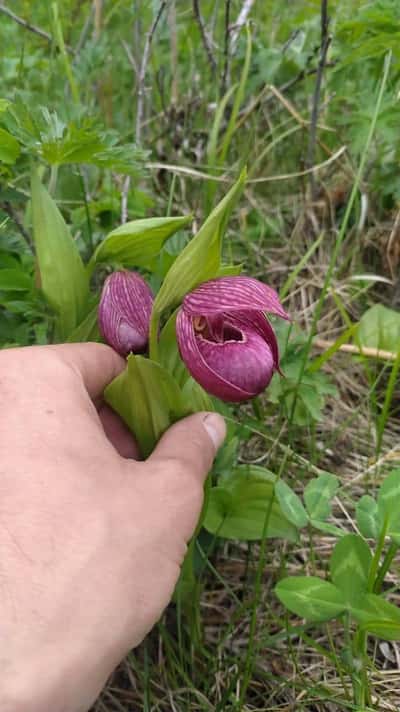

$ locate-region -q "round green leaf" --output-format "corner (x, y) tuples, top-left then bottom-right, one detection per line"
(275, 576), (347, 622)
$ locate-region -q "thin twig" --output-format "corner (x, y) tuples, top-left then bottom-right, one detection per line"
(121, 0), (167, 224)
(146, 145), (346, 182)
(306, 0), (331, 199)
(0, 2), (53, 43)
(121, 39), (138, 77)
(221, 0), (232, 94)
(1, 202), (33, 250)
(313, 338), (399, 362)
(192, 0), (216, 73)
(230, 0), (255, 54)
(93, 0), (102, 40)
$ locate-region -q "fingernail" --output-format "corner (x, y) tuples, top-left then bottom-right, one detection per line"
(202, 413), (226, 451)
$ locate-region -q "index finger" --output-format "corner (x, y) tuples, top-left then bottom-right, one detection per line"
(48, 342), (126, 400)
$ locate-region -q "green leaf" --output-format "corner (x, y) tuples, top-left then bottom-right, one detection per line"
(181, 378), (213, 412)
(274, 480), (309, 528)
(304, 473), (339, 521)
(104, 355), (190, 458)
(158, 310), (189, 387)
(67, 303), (100, 343)
(356, 495), (381, 539)
(203, 466), (298, 542)
(0, 269), (32, 291)
(358, 304), (400, 352)
(217, 263), (242, 277)
(310, 519), (345, 537)
(152, 170), (246, 317)
(275, 577), (347, 623)
(351, 593), (400, 641)
(0, 128), (20, 164)
(90, 216), (192, 271)
(378, 469), (400, 539)
(31, 171), (89, 340)
(330, 534), (372, 604)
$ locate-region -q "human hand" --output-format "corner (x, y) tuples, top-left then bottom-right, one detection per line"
(0, 343), (226, 712)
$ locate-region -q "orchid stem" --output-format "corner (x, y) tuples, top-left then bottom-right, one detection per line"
(149, 313), (160, 362)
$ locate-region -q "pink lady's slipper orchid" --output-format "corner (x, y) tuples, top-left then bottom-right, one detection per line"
(98, 270), (153, 356)
(176, 276), (289, 402)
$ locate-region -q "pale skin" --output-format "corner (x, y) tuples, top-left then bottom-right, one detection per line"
(0, 343), (226, 712)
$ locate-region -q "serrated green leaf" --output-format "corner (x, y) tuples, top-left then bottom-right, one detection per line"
(275, 577), (347, 623)
(91, 216), (192, 271)
(356, 495), (381, 539)
(31, 171), (89, 340)
(104, 355), (191, 458)
(351, 593), (400, 641)
(203, 466), (298, 542)
(304, 473), (339, 521)
(152, 170), (246, 317)
(274, 480), (309, 528)
(330, 534), (372, 604)
(0, 128), (20, 164)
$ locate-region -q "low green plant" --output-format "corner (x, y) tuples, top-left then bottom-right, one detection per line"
(275, 468), (400, 708)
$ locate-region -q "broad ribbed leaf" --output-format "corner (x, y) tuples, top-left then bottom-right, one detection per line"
(152, 170), (246, 317)
(330, 534), (372, 604)
(203, 466), (298, 542)
(91, 216), (192, 271)
(31, 171), (89, 340)
(104, 355), (190, 458)
(275, 577), (347, 622)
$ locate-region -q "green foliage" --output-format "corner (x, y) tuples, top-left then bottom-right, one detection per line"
(91, 216), (192, 272)
(31, 171), (89, 340)
(358, 304), (400, 352)
(2, 102), (148, 173)
(105, 355), (191, 458)
(275, 577), (347, 623)
(268, 323), (337, 425)
(152, 170), (246, 319)
(276, 470), (400, 647)
(203, 466), (298, 542)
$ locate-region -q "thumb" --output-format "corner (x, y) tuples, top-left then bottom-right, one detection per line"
(148, 412), (226, 484)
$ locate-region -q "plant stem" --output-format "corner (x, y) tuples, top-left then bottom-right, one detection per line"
(48, 164), (58, 195)
(149, 313), (160, 362)
(374, 540), (398, 593)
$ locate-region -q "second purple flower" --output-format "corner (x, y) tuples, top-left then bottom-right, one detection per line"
(98, 270), (153, 356)
(176, 276), (289, 402)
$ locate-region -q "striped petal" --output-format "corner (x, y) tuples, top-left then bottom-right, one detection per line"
(183, 276), (289, 320)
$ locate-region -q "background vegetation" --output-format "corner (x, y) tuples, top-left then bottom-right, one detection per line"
(1, 1), (400, 710)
